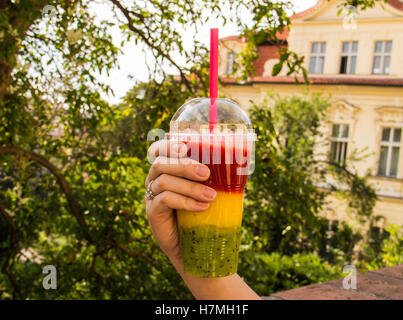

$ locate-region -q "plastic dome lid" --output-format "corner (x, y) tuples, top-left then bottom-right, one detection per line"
(169, 98), (255, 136)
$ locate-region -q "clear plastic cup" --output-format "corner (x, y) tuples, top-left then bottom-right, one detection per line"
(166, 98), (256, 278)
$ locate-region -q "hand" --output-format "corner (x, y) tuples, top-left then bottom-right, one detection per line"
(144, 139), (217, 265)
(145, 139), (261, 300)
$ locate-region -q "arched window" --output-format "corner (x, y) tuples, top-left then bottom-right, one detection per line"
(226, 51), (236, 75)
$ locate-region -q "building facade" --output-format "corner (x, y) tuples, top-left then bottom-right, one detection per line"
(219, 0), (403, 227)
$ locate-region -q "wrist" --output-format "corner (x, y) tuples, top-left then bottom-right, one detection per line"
(167, 254), (184, 273)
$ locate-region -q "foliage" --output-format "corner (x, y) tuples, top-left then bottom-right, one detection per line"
(103, 77), (201, 162)
(238, 251), (342, 296)
(358, 225), (403, 271)
(378, 225), (403, 266)
(244, 94), (377, 262)
(337, 0), (387, 12)
(0, 151), (191, 299)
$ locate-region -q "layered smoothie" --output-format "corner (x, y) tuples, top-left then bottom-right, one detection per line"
(177, 136), (250, 277)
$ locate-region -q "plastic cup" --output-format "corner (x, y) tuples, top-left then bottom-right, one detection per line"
(167, 98), (256, 278)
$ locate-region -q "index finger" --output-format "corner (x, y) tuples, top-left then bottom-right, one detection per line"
(147, 139), (188, 163)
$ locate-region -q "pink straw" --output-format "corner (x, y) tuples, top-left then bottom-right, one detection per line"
(209, 28), (218, 133)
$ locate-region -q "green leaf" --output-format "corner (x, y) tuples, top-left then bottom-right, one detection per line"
(272, 61), (284, 76)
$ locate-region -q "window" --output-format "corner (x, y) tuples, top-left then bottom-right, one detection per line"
(372, 41), (392, 74)
(340, 41), (358, 74)
(378, 127), (401, 177)
(226, 52), (235, 75)
(309, 42), (326, 74)
(330, 124), (349, 164)
(368, 225), (390, 252)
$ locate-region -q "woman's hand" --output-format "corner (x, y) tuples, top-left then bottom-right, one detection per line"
(144, 139), (217, 265)
(144, 139), (261, 300)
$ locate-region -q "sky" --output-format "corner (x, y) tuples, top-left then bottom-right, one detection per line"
(94, 0), (318, 104)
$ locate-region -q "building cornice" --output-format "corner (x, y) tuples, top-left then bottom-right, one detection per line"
(221, 76), (403, 87)
(291, 0), (403, 21)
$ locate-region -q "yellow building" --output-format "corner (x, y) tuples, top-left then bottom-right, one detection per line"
(219, 0), (403, 227)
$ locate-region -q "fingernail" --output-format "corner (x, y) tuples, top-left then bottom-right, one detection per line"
(203, 188), (216, 199)
(196, 201), (209, 209)
(195, 165), (209, 177)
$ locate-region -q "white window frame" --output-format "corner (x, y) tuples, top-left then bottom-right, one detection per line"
(340, 41), (358, 74)
(330, 123), (349, 164)
(226, 51), (236, 75)
(309, 42), (326, 74)
(378, 127), (401, 177)
(372, 41), (392, 75)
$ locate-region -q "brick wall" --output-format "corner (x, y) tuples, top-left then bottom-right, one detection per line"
(253, 45), (286, 77)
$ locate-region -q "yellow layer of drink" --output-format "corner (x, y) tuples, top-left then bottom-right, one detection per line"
(177, 191), (244, 228)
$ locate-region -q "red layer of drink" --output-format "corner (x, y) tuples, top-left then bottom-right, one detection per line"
(185, 138), (251, 191)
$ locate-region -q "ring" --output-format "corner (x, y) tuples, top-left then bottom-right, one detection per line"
(145, 180), (156, 200)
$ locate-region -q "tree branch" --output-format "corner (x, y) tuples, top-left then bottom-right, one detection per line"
(0, 200), (22, 299)
(107, 239), (161, 271)
(0, 146), (162, 274)
(0, 0), (49, 102)
(0, 146), (92, 242)
(0, 200), (17, 250)
(109, 0), (193, 92)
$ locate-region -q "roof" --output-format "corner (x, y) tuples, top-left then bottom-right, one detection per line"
(291, 0), (403, 19)
(276, 28), (289, 40)
(290, 0), (327, 20)
(220, 29), (289, 43)
(219, 35), (245, 43)
(263, 265), (403, 300)
(388, 0), (403, 11)
(221, 76), (403, 87)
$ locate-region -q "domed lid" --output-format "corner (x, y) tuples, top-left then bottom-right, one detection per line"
(169, 98), (255, 136)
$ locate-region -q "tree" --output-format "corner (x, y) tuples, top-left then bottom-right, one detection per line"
(232, 93), (380, 296)
(359, 224), (403, 270)
(0, 0), (301, 300)
(243, 94), (377, 261)
(103, 77), (198, 163)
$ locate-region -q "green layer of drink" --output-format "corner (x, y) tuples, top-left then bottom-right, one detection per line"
(179, 225), (241, 278)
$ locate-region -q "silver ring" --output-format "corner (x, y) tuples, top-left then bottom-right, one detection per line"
(145, 180), (156, 200)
